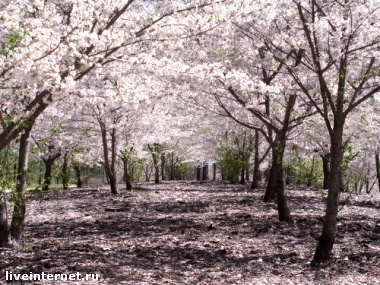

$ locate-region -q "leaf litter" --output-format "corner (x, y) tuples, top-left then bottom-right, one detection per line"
(0, 182), (379, 284)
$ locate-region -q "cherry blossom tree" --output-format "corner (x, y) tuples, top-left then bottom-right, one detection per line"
(256, 0), (380, 263)
(0, 0), (227, 152)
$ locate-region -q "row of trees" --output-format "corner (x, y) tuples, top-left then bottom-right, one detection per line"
(1, 0), (379, 265)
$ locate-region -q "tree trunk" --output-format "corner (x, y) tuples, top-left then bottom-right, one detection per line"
(74, 165), (83, 188)
(10, 125), (32, 244)
(148, 144), (161, 184)
(101, 126), (118, 194)
(161, 153), (166, 181)
(263, 94), (295, 222)
(62, 152), (69, 190)
(169, 153), (175, 180)
(321, 153), (331, 189)
(240, 164), (245, 184)
(0, 194), (10, 248)
(145, 164), (150, 182)
(152, 153), (160, 184)
(122, 156), (133, 191)
(312, 123), (344, 264)
(264, 165), (276, 202)
(245, 157), (250, 181)
(264, 136), (291, 222)
(375, 153), (380, 193)
(203, 163), (209, 181)
(212, 163), (217, 181)
(42, 151), (61, 191)
(251, 130), (260, 189)
(42, 160), (54, 191)
(197, 166), (202, 181)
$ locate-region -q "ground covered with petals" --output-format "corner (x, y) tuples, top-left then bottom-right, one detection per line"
(1, 181), (379, 284)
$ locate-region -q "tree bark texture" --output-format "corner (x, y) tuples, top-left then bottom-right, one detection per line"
(0, 194), (10, 248)
(62, 152), (69, 190)
(203, 164), (209, 181)
(101, 126), (118, 194)
(321, 153), (331, 189)
(312, 119), (345, 264)
(264, 136), (291, 222)
(10, 124), (32, 244)
(251, 130), (260, 189)
(161, 153), (166, 181)
(42, 149), (61, 191)
(122, 156), (133, 191)
(74, 165), (83, 188)
(375, 153), (380, 193)
(197, 166), (202, 181)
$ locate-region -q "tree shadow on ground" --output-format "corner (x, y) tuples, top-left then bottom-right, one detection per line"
(2, 182), (380, 284)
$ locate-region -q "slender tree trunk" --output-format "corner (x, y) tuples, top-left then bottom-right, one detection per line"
(152, 153), (160, 184)
(161, 153), (166, 181)
(251, 130), (260, 189)
(264, 165), (276, 202)
(62, 152), (69, 190)
(197, 166), (202, 181)
(212, 163), (217, 181)
(0, 194), (10, 248)
(263, 94), (296, 223)
(264, 136), (291, 222)
(375, 153), (380, 192)
(240, 165), (245, 184)
(148, 144), (161, 184)
(42, 151), (61, 191)
(313, 122), (344, 264)
(10, 125), (32, 244)
(145, 164), (149, 182)
(321, 153), (331, 189)
(122, 156), (132, 191)
(203, 163), (209, 181)
(74, 165), (83, 188)
(42, 160), (54, 191)
(100, 126), (118, 194)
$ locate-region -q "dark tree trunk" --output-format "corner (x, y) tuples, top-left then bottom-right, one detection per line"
(169, 153), (175, 180)
(251, 131), (271, 189)
(0, 194), (10, 248)
(263, 94), (295, 223)
(312, 120), (344, 264)
(122, 156), (133, 191)
(203, 163), (209, 181)
(264, 165), (276, 201)
(321, 153), (331, 189)
(101, 126), (118, 194)
(148, 144), (161, 184)
(212, 163), (217, 181)
(62, 151), (69, 190)
(240, 165), (245, 184)
(264, 136), (291, 222)
(161, 153), (166, 181)
(153, 153), (160, 184)
(74, 165), (83, 188)
(10, 124), (32, 244)
(42, 150), (61, 191)
(251, 130), (260, 189)
(375, 153), (380, 193)
(197, 166), (202, 181)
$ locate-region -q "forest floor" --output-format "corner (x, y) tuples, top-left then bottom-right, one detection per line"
(1, 181), (379, 285)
